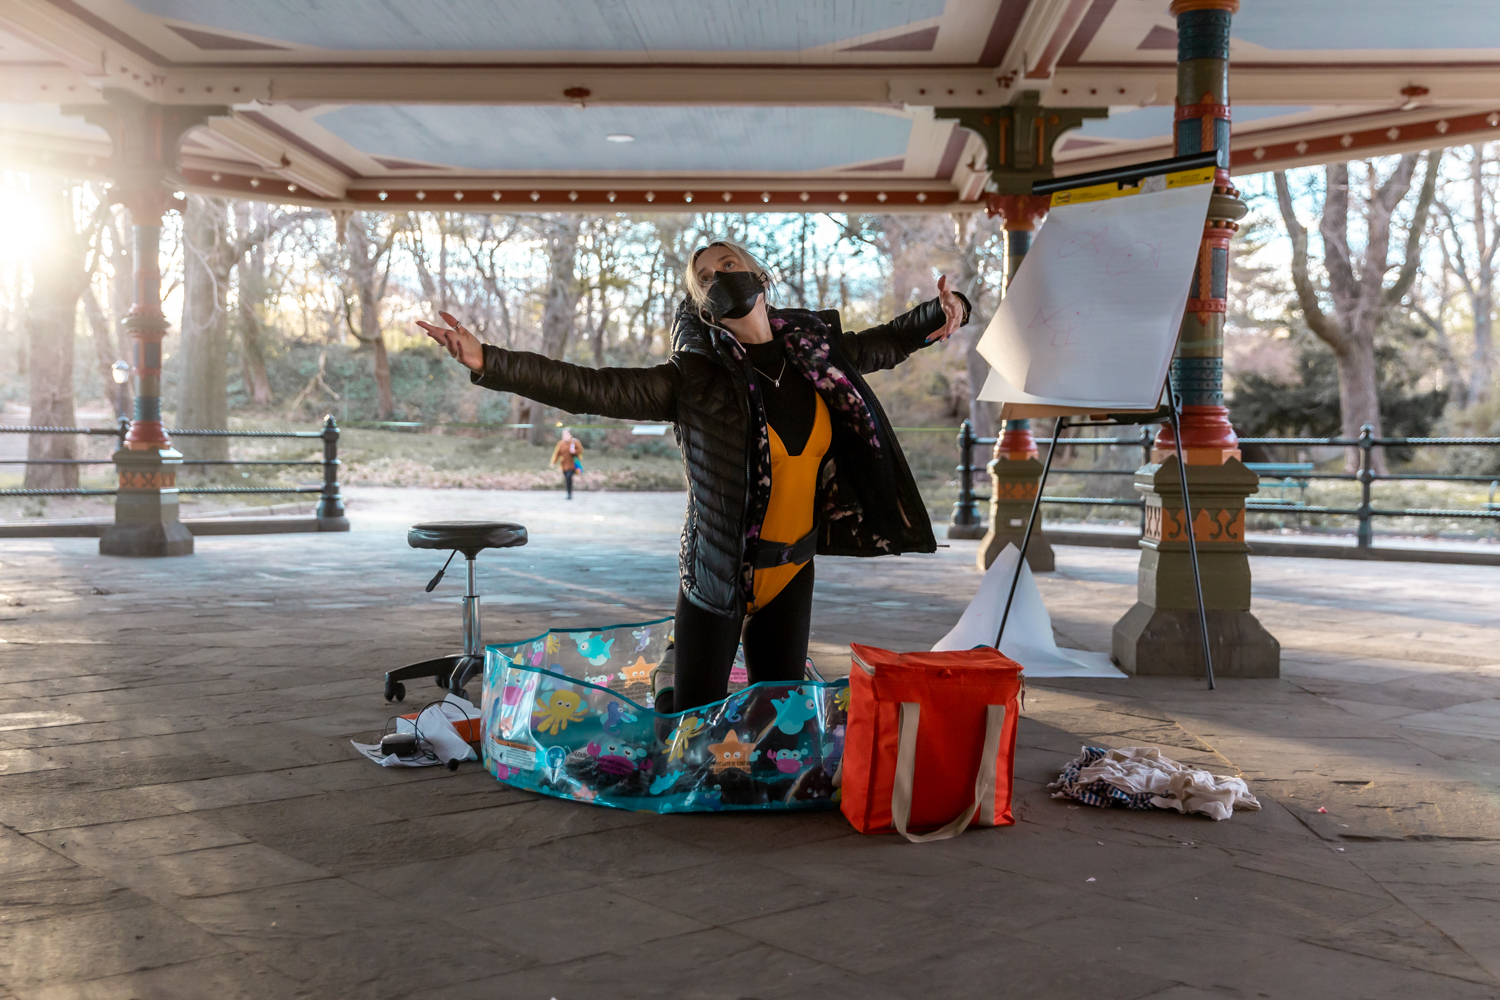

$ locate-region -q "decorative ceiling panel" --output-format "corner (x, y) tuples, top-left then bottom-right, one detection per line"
(126, 0), (948, 54)
(310, 104), (915, 174)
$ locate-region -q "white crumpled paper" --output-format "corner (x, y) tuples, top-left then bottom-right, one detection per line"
(352, 694), (479, 769)
(1067, 746), (1260, 821)
(933, 544), (1124, 678)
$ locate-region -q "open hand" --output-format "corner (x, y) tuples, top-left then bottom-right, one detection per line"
(927, 275), (966, 342)
(416, 311), (485, 372)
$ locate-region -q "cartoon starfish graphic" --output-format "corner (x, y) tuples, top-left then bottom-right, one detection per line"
(707, 730), (758, 773)
(619, 655), (652, 686)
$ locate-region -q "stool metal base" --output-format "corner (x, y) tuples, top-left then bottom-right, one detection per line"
(383, 652), (484, 703)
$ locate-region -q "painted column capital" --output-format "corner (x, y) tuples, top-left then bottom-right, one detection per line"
(935, 93), (1107, 196)
(985, 193), (1052, 231)
(1168, 0), (1239, 15)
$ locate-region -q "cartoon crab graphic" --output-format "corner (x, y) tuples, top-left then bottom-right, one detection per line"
(585, 739), (652, 776)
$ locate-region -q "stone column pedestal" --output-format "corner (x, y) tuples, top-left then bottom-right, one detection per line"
(1112, 456), (1278, 677)
(100, 445), (193, 556)
(978, 429), (1054, 571)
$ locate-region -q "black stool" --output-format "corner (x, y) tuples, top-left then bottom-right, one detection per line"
(384, 520), (527, 703)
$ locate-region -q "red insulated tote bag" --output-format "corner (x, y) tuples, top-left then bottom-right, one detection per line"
(840, 644), (1023, 841)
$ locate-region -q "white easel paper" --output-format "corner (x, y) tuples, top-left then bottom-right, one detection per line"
(977, 177), (1213, 411)
(933, 545), (1124, 678)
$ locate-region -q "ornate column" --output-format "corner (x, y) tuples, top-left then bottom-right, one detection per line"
(1111, 0), (1279, 677)
(936, 95), (1104, 554)
(977, 194), (1054, 571)
(67, 91), (227, 557)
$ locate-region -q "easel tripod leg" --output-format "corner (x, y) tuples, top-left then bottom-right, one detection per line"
(1166, 372), (1216, 690)
(996, 416), (1065, 649)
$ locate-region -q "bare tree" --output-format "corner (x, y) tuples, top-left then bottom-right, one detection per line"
(1432, 143), (1499, 405)
(80, 197), (129, 418)
(529, 215), (582, 444)
(1273, 152), (1439, 471)
(340, 212), (398, 419)
(25, 180), (104, 489)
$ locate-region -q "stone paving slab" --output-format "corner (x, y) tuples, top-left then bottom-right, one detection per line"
(1, 487), (1497, 998)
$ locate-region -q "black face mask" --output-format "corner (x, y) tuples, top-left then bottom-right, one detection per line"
(703, 270), (765, 323)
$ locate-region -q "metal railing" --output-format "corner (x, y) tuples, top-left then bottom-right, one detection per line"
(1, 415), (347, 526)
(954, 420), (1500, 549)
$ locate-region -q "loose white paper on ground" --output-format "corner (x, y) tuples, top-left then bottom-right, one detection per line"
(933, 544), (1124, 678)
(352, 693), (480, 768)
(977, 170), (1214, 412)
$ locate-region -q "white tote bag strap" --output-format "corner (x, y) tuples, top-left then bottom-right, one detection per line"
(891, 702), (1007, 843)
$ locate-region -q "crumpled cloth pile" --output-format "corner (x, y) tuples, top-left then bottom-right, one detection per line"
(1048, 746), (1260, 821)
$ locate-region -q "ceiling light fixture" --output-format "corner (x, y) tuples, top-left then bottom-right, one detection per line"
(606, 134), (635, 143)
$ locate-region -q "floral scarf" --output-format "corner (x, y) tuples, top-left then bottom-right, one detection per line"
(725, 310), (893, 602)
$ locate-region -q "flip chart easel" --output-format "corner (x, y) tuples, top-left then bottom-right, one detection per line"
(991, 151), (1220, 690)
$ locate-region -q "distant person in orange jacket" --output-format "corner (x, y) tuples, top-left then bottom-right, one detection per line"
(550, 428), (583, 499)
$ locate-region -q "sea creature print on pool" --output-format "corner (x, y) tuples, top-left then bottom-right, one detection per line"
(667, 715), (706, 762)
(771, 687), (820, 735)
(708, 730), (759, 773)
(619, 656), (653, 689)
(603, 701), (637, 735)
(767, 747), (809, 774)
(482, 617), (852, 815)
(586, 739), (652, 775)
(532, 689), (589, 735)
(574, 634), (615, 666)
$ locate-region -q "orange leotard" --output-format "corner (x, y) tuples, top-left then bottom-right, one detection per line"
(749, 394), (831, 613)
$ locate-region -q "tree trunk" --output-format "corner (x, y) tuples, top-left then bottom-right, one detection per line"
(176, 195), (231, 460)
(530, 216), (581, 445)
(237, 298), (274, 406)
(345, 213), (394, 419)
(234, 203), (274, 407)
(24, 182), (82, 489)
(81, 286), (127, 419)
(1333, 338), (1384, 473)
(1473, 298), (1494, 405)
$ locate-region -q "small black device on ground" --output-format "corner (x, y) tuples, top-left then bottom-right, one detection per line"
(379, 732), (419, 757)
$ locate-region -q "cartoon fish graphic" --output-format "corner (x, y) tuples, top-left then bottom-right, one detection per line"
(771, 687), (820, 735)
(574, 634), (615, 666)
(648, 771), (679, 795)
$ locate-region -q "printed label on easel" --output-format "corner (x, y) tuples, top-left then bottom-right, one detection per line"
(490, 737), (537, 771)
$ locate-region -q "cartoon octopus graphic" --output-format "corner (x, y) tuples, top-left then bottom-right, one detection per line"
(666, 715), (706, 763)
(531, 689), (588, 735)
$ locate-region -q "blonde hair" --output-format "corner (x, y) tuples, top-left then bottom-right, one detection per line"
(683, 240), (773, 307)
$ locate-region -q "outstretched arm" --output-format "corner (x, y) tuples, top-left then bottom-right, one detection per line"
(418, 312), (676, 422)
(839, 275), (971, 373)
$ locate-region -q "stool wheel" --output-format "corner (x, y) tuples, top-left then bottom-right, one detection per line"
(385, 680), (405, 703)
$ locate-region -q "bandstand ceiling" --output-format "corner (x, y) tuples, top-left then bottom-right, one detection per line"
(0, 0), (1498, 212)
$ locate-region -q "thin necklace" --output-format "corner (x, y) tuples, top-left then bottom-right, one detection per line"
(752, 356), (787, 389)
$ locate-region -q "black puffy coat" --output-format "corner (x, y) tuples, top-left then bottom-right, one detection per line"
(471, 297), (961, 616)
